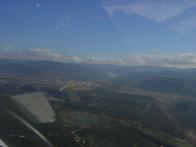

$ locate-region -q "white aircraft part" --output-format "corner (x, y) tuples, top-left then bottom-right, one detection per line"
(0, 138), (8, 147)
(12, 92), (56, 123)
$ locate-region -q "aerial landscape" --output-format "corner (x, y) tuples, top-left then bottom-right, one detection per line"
(0, 59), (195, 147)
(1, 0), (196, 146)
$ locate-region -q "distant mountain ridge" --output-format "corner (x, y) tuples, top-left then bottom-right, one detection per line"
(1, 59), (196, 96)
(0, 59), (109, 81)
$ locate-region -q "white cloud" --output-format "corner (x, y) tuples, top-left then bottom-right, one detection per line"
(103, 0), (196, 34)
(123, 53), (196, 68)
(103, 0), (196, 22)
(1, 49), (196, 68)
(83, 53), (196, 68)
(172, 15), (196, 34)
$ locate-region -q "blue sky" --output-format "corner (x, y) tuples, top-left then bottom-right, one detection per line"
(0, 0), (196, 57)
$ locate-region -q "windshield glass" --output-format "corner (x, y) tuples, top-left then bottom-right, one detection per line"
(0, 0), (196, 147)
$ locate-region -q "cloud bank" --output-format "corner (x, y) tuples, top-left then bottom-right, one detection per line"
(1, 49), (196, 68)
